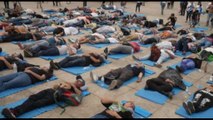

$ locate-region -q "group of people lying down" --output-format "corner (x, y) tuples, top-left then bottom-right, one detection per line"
(0, 4), (213, 118)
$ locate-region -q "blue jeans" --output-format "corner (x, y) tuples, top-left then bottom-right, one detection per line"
(47, 37), (66, 46)
(0, 72), (32, 92)
(207, 13), (213, 26)
(198, 38), (212, 48)
(91, 113), (108, 118)
(8, 18), (32, 25)
(34, 46), (59, 56)
(175, 37), (188, 52)
(25, 40), (49, 51)
(58, 56), (88, 68)
(180, 59), (195, 72)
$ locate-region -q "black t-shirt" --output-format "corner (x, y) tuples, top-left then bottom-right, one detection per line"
(126, 64), (145, 76)
(0, 56), (16, 69)
(168, 16), (176, 24)
(99, 102), (133, 118)
(26, 67), (52, 84)
(84, 56), (93, 66)
(90, 54), (105, 67)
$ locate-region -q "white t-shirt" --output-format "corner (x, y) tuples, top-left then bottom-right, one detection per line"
(96, 26), (115, 33)
(205, 47), (213, 53)
(92, 33), (105, 39)
(57, 45), (68, 55)
(63, 18), (79, 26)
(107, 38), (119, 43)
(91, 12), (98, 17)
(157, 41), (173, 50)
(64, 27), (79, 35)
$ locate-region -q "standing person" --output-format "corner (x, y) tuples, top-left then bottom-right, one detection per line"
(196, 2), (203, 25)
(4, 1), (9, 9)
(135, 1), (142, 12)
(37, 1), (43, 12)
(121, 1), (126, 9)
(186, 2), (195, 23)
(160, 1), (166, 15)
(170, 1), (174, 9)
(109, 1), (113, 6)
(180, 1), (188, 16)
(167, 1), (171, 9)
(206, 2), (213, 27)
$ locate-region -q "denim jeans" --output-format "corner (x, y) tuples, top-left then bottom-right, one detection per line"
(180, 59), (195, 72)
(0, 72), (32, 92)
(25, 40), (49, 51)
(109, 45), (133, 54)
(8, 18), (32, 25)
(47, 37), (66, 46)
(91, 113), (109, 118)
(198, 38), (212, 48)
(58, 56), (88, 68)
(40, 26), (56, 33)
(206, 13), (213, 26)
(35, 46), (59, 57)
(161, 3), (166, 15)
(175, 37), (188, 52)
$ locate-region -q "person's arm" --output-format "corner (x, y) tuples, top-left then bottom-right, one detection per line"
(70, 83), (82, 95)
(165, 50), (175, 59)
(90, 55), (101, 63)
(31, 33), (37, 40)
(24, 69), (46, 80)
(0, 57), (13, 69)
(137, 72), (143, 82)
(100, 97), (118, 104)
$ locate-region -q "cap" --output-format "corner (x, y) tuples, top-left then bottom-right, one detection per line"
(76, 75), (85, 86)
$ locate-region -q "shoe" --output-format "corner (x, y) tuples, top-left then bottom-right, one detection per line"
(104, 47), (108, 56)
(23, 49), (33, 57)
(2, 108), (16, 118)
(132, 55), (140, 61)
(176, 66), (183, 73)
(155, 63), (162, 68)
(108, 80), (118, 90)
(183, 101), (194, 115)
(90, 71), (98, 83)
(50, 60), (59, 70)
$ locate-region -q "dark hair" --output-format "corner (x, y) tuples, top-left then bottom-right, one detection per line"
(53, 27), (65, 36)
(77, 44), (81, 49)
(171, 13), (175, 16)
(0, 47), (2, 53)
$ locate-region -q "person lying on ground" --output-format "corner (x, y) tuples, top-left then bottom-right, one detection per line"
(90, 63), (145, 90)
(1, 76), (86, 118)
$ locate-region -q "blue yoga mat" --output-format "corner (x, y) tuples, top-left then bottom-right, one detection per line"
(85, 43), (114, 48)
(191, 27), (208, 32)
(175, 50), (192, 57)
(174, 24), (182, 29)
(94, 69), (155, 89)
(61, 60), (111, 75)
(0, 90), (91, 118)
(168, 62), (198, 75)
(0, 52), (8, 56)
(139, 58), (170, 67)
(140, 43), (152, 48)
(175, 95), (213, 118)
(108, 53), (130, 60)
(121, 100), (152, 118)
(0, 76), (58, 98)
(135, 80), (193, 105)
(11, 40), (35, 44)
(40, 50), (83, 60)
(207, 80), (213, 84)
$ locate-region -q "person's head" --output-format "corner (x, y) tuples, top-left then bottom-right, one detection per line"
(74, 75), (85, 88)
(41, 66), (54, 75)
(170, 40), (177, 47)
(53, 27), (65, 36)
(171, 13), (175, 17)
(123, 101), (135, 113)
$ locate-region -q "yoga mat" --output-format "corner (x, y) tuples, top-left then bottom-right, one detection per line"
(135, 80), (193, 105)
(168, 62), (198, 75)
(61, 60), (111, 75)
(207, 80), (213, 84)
(94, 69), (155, 89)
(121, 100), (152, 118)
(40, 50), (83, 60)
(0, 76), (58, 98)
(85, 43), (114, 48)
(11, 40), (35, 44)
(175, 50), (192, 57)
(0, 90), (91, 118)
(175, 95), (213, 118)
(191, 27), (208, 32)
(0, 52), (8, 56)
(174, 24), (182, 29)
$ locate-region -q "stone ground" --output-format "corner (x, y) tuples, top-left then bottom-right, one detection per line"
(0, 1), (212, 118)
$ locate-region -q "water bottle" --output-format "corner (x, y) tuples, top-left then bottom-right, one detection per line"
(13, 63), (17, 73)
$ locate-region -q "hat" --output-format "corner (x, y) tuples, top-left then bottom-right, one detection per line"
(76, 75), (85, 86)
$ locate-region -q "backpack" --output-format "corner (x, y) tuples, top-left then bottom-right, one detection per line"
(54, 88), (83, 115)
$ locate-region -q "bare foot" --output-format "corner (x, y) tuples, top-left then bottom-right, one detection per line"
(17, 43), (24, 50)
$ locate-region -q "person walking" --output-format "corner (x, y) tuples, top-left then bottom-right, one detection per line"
(185, 2), (195, 23)
(160, 1), (166, 15)
(37, 1), (43, 12)
(4, 1), (9, 9)
(135, 1), (142, 12)
(206, 2), (213, 27)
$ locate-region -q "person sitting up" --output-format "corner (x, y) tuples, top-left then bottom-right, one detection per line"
(1, 76), (86, 118)
(90, 63), (145, 90)
(183, 84), (213, 115)
(0, 65), (53, 92)
(145, 68), (186, 99)
(50, 52), (106, 70)
(164, 13), (177, 29)
(92, 97), (135, 118)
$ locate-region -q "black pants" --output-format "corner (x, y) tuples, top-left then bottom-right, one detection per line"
(11, 88), (56, 117)
(4, 1), (9, 9)
(146, 78), (173, 95)
(135, 4), (141, 12)
(103, 67), (134, 88)
(58, 56), (89, 68)
(186, 11), (193, 22)
(175, 37), (189, 52)
(177, 30), (188, 35)
(192, 90), (213, 112)
(16, 62), (39, 72)
(144, 38), (158, 45)
(33, 46), (60, 57)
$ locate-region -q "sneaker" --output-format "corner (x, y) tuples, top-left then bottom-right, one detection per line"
(155, 63), (162, 68)
(2, 108), (16, 118)
(108, 80), (118, 90)
(132, 55), (140, 61)
(23, 49), (33, 57)
(50, 60), (59, 70)
(90, 71), (98, 83)
(183, 102), (192, 115)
